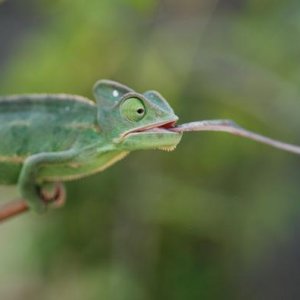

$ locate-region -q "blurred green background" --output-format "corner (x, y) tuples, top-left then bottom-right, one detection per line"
(1, 0), (300, 299)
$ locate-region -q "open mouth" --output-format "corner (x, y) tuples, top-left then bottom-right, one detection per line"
(122, 120), (178, 138)
(120, 119), (180, 152)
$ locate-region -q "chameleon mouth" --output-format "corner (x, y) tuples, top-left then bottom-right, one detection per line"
(122, 119), (178, 138)
(120, 119), (180, 151)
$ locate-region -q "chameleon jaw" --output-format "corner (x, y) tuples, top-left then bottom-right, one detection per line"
(121, 119), (178, 139)
(117, 118), (182, 151)
(158, 145), (177, 152)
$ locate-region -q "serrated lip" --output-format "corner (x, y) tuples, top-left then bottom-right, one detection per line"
(121, 118), (179, 139)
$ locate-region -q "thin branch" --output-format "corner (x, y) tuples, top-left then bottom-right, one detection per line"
(0, 199), (29, 223)
(0, 182), (65, 223)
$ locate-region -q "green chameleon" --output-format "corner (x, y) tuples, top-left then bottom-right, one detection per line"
(0, 79), (300, 214)
(0, 80), (182, 212)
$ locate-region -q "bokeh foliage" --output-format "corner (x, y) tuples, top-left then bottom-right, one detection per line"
(1, 0), (300, 299)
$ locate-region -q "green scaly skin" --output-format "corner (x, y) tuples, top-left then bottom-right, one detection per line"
(0, 80), (182, 212)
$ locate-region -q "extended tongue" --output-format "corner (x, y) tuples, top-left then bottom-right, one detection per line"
(171, 120), (300, 155)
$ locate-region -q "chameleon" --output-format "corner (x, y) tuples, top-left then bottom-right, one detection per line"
(0, 80), (182, 213)
(0, 79), (300, 217)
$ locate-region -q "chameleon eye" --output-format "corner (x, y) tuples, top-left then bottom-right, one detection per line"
(120, 97), (146, 122)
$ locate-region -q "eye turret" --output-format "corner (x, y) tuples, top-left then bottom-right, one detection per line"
(120, 97), (146, 122)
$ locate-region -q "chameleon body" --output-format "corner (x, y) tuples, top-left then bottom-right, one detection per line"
(0, 80), (182, 212)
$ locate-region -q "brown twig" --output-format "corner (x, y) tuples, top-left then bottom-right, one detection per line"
(0, 199), (29, 222)
(0, 182), (65, 223)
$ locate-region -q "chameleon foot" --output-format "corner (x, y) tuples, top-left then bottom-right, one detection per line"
(40, 182), (66, 209)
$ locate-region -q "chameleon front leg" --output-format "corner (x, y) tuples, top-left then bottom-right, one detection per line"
(18, 149), (78, 213)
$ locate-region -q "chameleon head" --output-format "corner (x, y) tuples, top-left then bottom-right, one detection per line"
(93, 80), (182, 152)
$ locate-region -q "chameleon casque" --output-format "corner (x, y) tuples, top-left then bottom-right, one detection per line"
(0, 79), (300, 216)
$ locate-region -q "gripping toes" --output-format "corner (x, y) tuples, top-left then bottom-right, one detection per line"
(40, 182), (66, 209)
